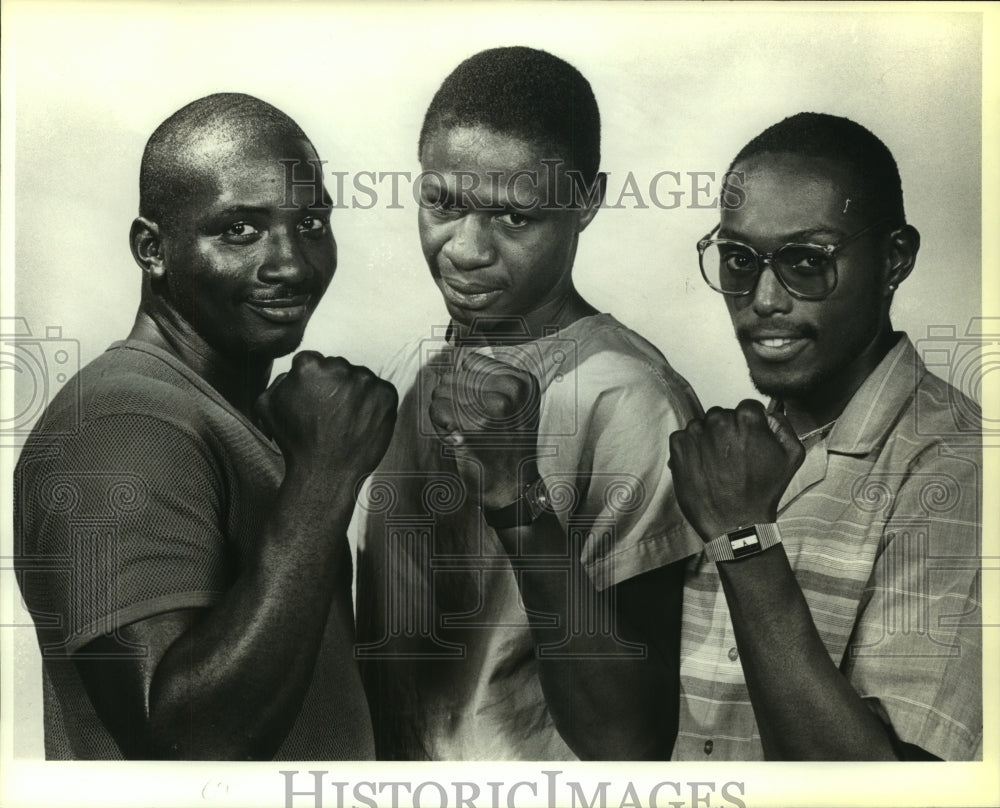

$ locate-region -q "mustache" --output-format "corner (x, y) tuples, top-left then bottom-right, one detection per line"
(246, 288), (314, 303)
(736, 322), (819, 342)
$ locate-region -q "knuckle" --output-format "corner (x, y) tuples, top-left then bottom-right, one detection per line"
(378, 379), (398, 407)
(292, 350), (324, 368)
(483, 390), (512, 415)
(736, 399), (764, 417)
(513, 373), (537, 401)
(703, 408), (730, 428)
(681, 417), (702, 437)
(428, 397), (449, 420)
(325, 356), (351, 374)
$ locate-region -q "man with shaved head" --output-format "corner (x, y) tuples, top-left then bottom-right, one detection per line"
(14, 93), (397, 759)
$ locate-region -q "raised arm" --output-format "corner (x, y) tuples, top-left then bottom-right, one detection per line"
(75, 353), (397, 759)
(428, 351), (684, 759)
(668, 399), (930, 760)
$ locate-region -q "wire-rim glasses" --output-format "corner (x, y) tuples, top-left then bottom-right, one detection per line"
(696, 218), (898, 301)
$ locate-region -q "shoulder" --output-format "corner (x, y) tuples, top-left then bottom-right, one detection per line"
(22, 342), (252, 471)
(878, 362), (982, 479)
(910, 366), (981, 448)
(377, 333), (444, 390)
(41, 343), (208, 425)
(560, 315), (702, 419)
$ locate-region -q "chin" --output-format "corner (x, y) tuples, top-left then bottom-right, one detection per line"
(748, 367), (818, 401)
(443, 303), (483, 327)
(246, 331), (306, 361)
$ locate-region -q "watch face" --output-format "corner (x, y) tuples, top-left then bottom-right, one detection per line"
(526, 477), (550, 519)
(728, 525), (762, 558)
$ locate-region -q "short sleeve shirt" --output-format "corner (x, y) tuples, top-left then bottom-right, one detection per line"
(14, 341), (375, 759)
(673, 335), (982, 761)
(356, 314), (704, 760)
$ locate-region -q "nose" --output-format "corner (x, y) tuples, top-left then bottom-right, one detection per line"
(441, 215), (494, 271)
(751, 261), (793, 316)
(258, 227), (313, 286)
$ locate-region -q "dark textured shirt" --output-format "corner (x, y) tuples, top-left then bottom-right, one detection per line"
(15, 340), (374, 759)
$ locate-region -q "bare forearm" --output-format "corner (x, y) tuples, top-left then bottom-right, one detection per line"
(148, 470), (358, 759)
(718, 545), (898, 760)
(497, 513), (676, 759)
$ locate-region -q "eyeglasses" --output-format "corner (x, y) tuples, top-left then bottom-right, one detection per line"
(696, 219), (897, 301)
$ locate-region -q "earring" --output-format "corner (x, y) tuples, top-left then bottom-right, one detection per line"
(888, 283), (897, 292)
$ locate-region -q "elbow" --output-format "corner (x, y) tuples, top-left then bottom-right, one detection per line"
(145, 688), (278, 760)
(549, 699), (673, 761)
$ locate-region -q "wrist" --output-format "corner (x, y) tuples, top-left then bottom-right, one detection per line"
(698, 510), (777, 543)
(704, 522), (782, 563)
(482, 472), (548, 530)
(282, 461), (358, 520)
(480, 461), (540, 511)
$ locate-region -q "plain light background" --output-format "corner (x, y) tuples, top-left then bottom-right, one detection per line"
(2, 2), (995, 806)
(8, 5), (983, 406)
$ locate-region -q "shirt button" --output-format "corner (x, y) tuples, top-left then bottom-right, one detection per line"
(728, 646), (739, 662)
(704, 740), (714, 755)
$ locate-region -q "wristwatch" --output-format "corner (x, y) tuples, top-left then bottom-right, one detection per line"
(704, 523), (782, 562)
(482, 476), (551, 530)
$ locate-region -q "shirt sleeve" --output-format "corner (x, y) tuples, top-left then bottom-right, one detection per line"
(551, 353), (705, 591)
(841, 444), (982, 760)
(16, 412), (229, 656)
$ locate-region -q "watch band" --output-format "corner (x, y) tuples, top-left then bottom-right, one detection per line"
(704, 523), (782, 562)
(482, 476), (549, 530)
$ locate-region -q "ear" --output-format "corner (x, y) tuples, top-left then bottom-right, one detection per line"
(130, 217), (165, 279)
(575, 172), (606, 233)
(883, 224), (920, 296)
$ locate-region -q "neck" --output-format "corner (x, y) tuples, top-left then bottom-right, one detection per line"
(782, 328), (900, 434)
(451, 286), (598, 346)
(128, 308), (273, 420)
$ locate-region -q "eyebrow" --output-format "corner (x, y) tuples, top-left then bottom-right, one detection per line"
(210, 205), (272, 218)
(420, 174), (539, 210)
(718, 225), (847, 243)
(209, 200), (332, 219)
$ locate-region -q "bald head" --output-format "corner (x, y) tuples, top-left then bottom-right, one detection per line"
(139, 93), (310, 229)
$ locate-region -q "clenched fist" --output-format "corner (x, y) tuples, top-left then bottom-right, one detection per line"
(256, 351), (398, 484)
(429, 351), (540, 510)
(668, 399), (805, 541)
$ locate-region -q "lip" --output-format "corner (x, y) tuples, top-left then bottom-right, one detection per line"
(438, 277), (505, 310)
(744, 332), (811, 362)
(245, 295), (311, 324)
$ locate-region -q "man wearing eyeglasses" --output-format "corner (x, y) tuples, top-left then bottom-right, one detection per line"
(666, 112), (982, 760)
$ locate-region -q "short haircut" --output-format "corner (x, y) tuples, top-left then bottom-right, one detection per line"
(139, 92), (308, 228)
(729, 112), (905, 223)
(418, 46), (601, 184)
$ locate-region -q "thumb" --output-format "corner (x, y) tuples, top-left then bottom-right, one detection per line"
(254, 372), (289, 440)
(254, 389), (277, 440)
(766, 410), (803, 458)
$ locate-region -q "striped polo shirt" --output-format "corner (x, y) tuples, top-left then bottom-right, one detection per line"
(674, 334), (982, 760)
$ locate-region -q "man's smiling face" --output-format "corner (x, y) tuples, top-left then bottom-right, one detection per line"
(721, 152), (894, 404)
(157, 133), (336, 360)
